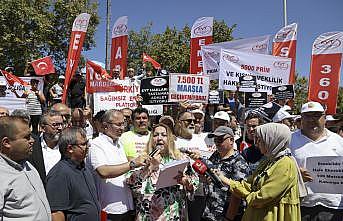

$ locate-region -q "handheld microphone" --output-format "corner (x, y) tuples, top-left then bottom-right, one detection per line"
(191, 160), (224, 188)
(149, 145), (163, 157)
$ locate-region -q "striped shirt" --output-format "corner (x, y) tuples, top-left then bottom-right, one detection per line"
(26, 91), (42, 115)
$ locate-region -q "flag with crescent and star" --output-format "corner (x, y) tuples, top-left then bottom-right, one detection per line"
(0, 69), (30, 86)
(31, 56), (56, 76)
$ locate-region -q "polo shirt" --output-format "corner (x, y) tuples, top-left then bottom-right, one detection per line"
(87, 133), (134, 214)
(290, 129), (343, 209)
(0, 153), (51, 221)
(46, 158), (100, 221)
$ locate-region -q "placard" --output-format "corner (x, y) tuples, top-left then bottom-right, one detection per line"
(245, 92), (267, 108)
(272, 85), (294, 100)
(142, 105), (163, 116)
(140, 76), (169, 105)
(239, 75), (257, 90)
(250, 102), (281, 122)
(208, 90), (224, 104)
(306, 156), (343, 194)
(169, 73), (209, 103)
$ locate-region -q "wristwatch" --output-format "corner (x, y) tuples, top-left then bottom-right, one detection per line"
(129, 160), (137, 170)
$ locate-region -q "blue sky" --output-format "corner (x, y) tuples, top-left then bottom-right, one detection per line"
(83, 0), (343, 84)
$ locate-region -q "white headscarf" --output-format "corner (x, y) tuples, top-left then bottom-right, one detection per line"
(255, 123), (307, 197)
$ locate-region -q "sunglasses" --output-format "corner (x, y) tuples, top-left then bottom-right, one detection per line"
(180, 119), (196, 124)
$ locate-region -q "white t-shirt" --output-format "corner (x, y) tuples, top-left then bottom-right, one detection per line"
(290, 129), (343, 209)
(119, 130), (150, 158)
(87, 133), (134, 214)
(41, 135), (60, 175)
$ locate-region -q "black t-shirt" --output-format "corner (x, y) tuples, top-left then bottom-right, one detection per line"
(46, 158), (100, 221)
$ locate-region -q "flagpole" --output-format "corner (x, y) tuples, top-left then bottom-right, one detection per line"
(283, 0), (288, 26)
(105, 0), (111, 70)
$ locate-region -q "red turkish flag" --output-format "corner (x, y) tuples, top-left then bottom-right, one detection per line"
(31, 56), (55, 76)
(143, 53), (161, 69)
(0, 69), (30, 86)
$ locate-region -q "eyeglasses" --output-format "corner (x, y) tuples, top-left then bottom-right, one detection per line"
(45, 122), (64, 128)
(106, 121), (127, 128)
(214, 136), (234, 143)
(71, 140), (89, 149)
(180, 119), (196, 124)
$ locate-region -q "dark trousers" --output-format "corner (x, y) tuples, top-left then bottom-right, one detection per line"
(301, 205), (343, 221)
(106, 210), (135, 221)
(30, 115), (41, 135)
(188, 196), (207, 221)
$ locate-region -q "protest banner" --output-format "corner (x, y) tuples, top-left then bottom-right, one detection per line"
(0, 76), (44, 111)
(169, 73), (209, 103)
(140, 76), (169, 105)
(239, 75), (257, 90)
(85, 60), (122, 93)
(202, 35), (271, 80)
(190, 17), (213, 74)
(1, 70), (30, 86)
(250, 102), (281, 122)
(93, 79), (139, 114)
(208, 90), (224, 104)
(272, 84), (294, 100)
(308, 32), (343, 114)
(306, 156), (343, 194)
(218, 49), (291, 92)
(30, 56), (56, 76)
(142, 105), (163, 116)
(62, 13), (91, 103)
(110, 16), (128, 79)
(272, 23), (297, 84)
(245, 92), (267, 109)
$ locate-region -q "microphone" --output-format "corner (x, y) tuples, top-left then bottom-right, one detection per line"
(149, 145), (163, 157)
(192, 159), (224, 188)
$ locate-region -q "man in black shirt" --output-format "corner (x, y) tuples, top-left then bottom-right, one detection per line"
(46, 127), (100, 221)
(69, 73), (85, 108)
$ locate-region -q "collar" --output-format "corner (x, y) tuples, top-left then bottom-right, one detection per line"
(62, 157), (85, 170)
(133, 128), (149, 136)
(99, 133), (119, 146)
(40, 133), (59, 150)
(300, 128), (330, 143)
(0, 153), (24, 171)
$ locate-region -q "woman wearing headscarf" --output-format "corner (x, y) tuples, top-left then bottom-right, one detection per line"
(218, 123), (306, 221)
(127, 123), (199, 220)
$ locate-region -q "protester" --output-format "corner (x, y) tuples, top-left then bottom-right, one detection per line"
(12, 78), (46, 135)
(121, 107), (133, 131)
(11, 108), (31, 123)
(202, 126), (250, 221)
(290, 101), (343, 221)
(29, 111), (64, 185)
(159, 115), (175, 135)
(110, 67), (121, 80)
(0, 106), (9, 117)
(93, 110), (106, 138)
(49, 75), (64, 104)
(68, 73), (86, 108)
(120, 107), (151, 161)
(51, 102), (72, 127)
(87, 109), (147, 221)
(71, 107), (93, 139)
(0, 116), (51, 221)
(127, 123), (198, 220)
(46, 127), (101, 221)
(219, 123), (303, 221)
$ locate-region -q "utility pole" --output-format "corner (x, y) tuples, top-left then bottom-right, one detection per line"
(283, 0), (288, 26)
(105, 0), (111, 70)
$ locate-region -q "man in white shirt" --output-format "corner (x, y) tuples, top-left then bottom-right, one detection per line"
(290, 101), (343, 221)
(87, 109), (148, 221)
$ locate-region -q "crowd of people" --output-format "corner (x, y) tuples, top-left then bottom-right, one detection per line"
(1, 67), (343, 221)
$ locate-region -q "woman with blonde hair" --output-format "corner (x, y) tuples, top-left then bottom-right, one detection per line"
(127, 123), (198, 220)
(218, 123), (305, 221)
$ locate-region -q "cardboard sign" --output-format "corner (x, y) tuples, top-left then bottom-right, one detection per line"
(272, 85), (294, 100)
(219, 49), (291, 92)
(245, 92), (267, 108)
(250, 102), (281, 122)
(140, 76), (169, 105)
(306, 156), (343, 194)
(208, 90), (224, 104)
(142, 105), (163, 116)
(169, 73), (209, 103)
(239, 75), (257, 90)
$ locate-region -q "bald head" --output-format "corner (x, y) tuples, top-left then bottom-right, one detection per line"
(0, 107), (9, 117)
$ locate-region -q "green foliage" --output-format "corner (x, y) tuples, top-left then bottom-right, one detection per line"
(127, 19), (236, 74)
(293, 74), (309, 113)
(0, 0), (99, 75)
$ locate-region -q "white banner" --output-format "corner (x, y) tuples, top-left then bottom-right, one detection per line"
(93, 79), (140, 114)
(306, 156), (343, 194)
(0, 76), (44, 112)
(219, 49), (291, 92)
(191, 17), (214, 38)
(168, 73), (209, 103)
(142, 105), (163, 116)
(202, 35), (271, 80)
(111, 16), (128, 38)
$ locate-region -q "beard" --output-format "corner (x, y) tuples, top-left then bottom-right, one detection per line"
(45, 132), (60, 143)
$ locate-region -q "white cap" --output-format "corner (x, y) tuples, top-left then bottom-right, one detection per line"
(281, 105), (291, 111)
(58, 75), (65, 80)
(326, 115), (338, 121)
(214, 111), (231, 123)
(191, 109), (204, 117)
(272, 109), (294, 122)
(301, 101), (324, 113)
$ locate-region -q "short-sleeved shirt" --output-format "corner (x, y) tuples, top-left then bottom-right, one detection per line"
(51, 83), (63, 100)
(46, 158), (100, 221)
(0, 154), (51, 221)
(119, 130), (150, 158)
(203, 151), (251, 221)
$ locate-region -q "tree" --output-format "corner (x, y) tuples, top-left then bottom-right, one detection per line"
(0, 0), (99, 75)
(293, 74), (308, 113)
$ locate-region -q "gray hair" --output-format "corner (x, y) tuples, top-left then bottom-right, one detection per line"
(102, 109), (123, 123)
(58, 126), (86, 158)
(11, 109), (31, 123)
(40, 110), (62, 126)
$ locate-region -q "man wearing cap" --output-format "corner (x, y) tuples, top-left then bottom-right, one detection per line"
(290, 101), (343, 221)
(125, 67), (145, 82)
(49, 75), (64, 104)
(272, 109), (295, 130)
(202, 126), (250, 221)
